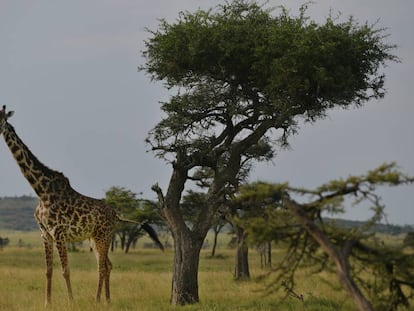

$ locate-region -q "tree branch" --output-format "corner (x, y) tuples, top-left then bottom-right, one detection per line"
(151, 183), (165, 209)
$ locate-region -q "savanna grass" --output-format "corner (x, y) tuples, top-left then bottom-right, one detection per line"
(0, 235), (360, 311)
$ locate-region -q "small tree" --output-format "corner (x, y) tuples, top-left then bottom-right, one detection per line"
(243, 164), (414, 311)
(209, 213), (227, 257)
(230, 182), (288, 278)
(141, 1), (396, 305)
(106, 187), (140, 251)
(105, 186), (162, 253)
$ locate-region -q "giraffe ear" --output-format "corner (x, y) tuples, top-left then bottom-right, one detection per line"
(6, 111), (14, 118)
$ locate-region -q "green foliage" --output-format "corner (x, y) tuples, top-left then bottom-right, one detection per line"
(105, 186), (160, 222)
(353, 241), (414, 310)
(144, 1), (395, 98)
(143, 1), (396, 159)
(235, 163), (414, 309)
(236, 182), (287, 204)
(105, 187), (162, 252)
(231, 182), (293, 244)
(105, 187), (141, 217)
(292, 162), (414, 224)
(141, 2), (399, 220)
(181, 190), (208, 223)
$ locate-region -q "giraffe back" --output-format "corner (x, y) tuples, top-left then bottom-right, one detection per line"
(35, 188), (117, 243)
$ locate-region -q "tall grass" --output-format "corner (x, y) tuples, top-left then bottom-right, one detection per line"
(0, 230), (42, 248)
(0, 231), (369, 310)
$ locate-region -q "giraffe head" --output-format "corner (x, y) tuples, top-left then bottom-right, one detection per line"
(0, 105), (14, 135)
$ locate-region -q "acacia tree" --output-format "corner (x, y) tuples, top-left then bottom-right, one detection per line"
(242, 164), (414, 311)
(106, 187), (139, 250)
(229, 182), (287, 279)
(141, 1), (396, 305)
(281, 165), (414, 311)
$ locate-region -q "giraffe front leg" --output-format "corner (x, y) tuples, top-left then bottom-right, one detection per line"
(56, 239), (74, 302)
(42, 237), (54, 306)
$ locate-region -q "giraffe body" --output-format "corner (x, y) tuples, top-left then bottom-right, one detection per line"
(35, 192), (116, 304)
(0, 106), (162, 305)
(35, 193), (116, 244)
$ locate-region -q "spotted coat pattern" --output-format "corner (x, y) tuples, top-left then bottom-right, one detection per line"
(0, 106), (118, 305)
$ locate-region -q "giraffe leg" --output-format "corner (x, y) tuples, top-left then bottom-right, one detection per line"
(93, 238), (111, 303)
(56, 239), (74, 302)
(104, 255), (112, 302)
(42, 237), (54, 306)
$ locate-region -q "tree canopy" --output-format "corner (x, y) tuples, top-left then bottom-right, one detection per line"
(143, 1), (396, 171)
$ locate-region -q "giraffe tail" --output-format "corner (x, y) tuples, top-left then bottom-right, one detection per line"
(141, 222), (164, 251)
(117, 217), (164, 251)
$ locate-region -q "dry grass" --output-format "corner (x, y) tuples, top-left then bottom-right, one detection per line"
(0, 231), (380, 310)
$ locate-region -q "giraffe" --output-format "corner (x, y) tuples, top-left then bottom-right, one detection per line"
(0, 106), (163, 305)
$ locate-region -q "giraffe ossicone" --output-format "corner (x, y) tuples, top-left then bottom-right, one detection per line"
(0, 106), (163, 305)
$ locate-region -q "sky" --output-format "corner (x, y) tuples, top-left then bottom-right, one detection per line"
(0, 0), (413, 225)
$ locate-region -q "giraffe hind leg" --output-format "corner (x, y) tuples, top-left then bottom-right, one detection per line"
(93, 237), (112, 303)
(104, 255), (112, 302)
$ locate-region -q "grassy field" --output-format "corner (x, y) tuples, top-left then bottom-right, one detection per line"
(0, 231), (402, 311)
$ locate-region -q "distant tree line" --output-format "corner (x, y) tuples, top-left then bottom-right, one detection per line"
(326, 218), (414, 235)
(0, 194), (411, 236)
(0, 196), (38, 231)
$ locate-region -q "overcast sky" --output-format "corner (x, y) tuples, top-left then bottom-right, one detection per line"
(0, 1), (413, 225)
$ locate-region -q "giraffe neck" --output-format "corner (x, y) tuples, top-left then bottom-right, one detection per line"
(2, 122), (68, 199)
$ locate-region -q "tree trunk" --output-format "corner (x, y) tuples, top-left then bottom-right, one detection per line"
(152, 166), (209, 306)
(211, 228), (219, 257)
(267, 241), (272, 268)
(152, 154), (241, 305)
(125, 238), (132, 254)
(335, 258), (374, 311)
(234, 226), (250, 280)
(170, 229), (203, 305)
(125, 226), (140, 254)
(117, 232), (126, 250)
